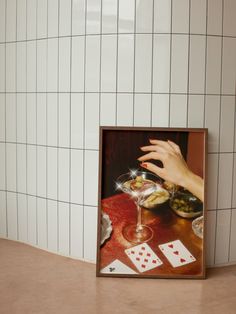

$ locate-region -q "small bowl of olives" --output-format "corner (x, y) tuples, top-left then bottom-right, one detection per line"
(169, 191), (203, 218)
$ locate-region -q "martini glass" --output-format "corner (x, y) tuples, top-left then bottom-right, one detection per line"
(116, 171), (161, 244)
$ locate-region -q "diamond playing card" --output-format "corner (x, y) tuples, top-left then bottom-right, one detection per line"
(159, 240), (196, 268)
(101, 259), (137, 274)
(125, 243), (163, 273)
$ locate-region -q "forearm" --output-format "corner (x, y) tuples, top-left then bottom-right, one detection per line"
(182, 172), (204, 202)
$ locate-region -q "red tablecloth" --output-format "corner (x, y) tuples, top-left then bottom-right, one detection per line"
(99, 193), (203, 277)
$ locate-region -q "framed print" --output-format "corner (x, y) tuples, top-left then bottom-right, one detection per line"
(96, 127), (207, 279)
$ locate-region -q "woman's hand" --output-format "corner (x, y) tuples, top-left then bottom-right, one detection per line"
(138, 139), (204, 202)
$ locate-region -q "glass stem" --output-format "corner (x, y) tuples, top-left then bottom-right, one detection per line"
(136, 203), (143, 232)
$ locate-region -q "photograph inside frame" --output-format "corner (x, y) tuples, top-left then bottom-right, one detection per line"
(97, 127), (207, 279)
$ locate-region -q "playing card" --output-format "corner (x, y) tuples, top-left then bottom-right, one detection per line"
(101, 259), (137, 274)
(159, 240), (196, 268)
(125, 243), (163, 273)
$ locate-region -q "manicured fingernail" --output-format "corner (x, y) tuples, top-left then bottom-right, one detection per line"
(141, 163), (148, 168)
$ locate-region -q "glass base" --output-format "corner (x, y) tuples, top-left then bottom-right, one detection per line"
(122, 224), (153, 244)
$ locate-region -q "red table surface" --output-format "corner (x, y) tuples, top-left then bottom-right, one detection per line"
(99, 193), (203, 277)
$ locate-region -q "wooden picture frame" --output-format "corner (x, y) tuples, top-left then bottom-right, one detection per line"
(96, 127), (207, 279)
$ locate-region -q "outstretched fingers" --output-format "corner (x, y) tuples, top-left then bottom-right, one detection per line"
(137, 151), (164, 162)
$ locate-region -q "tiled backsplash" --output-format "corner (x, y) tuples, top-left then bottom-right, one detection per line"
(0, 0), (236, 265)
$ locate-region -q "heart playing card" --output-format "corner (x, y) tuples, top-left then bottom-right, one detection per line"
(125, 243), (163, 273)
(159, 240), (196, 268)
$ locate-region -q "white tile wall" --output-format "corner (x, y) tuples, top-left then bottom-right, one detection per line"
(1, 0), (236, 266)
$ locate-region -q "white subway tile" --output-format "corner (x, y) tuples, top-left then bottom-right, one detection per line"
(48, 0), (59, 37)
(84, 93), (99, 149)
(71, 93), (84, 149)
(59, 0), (72, 36)
(220, 96), (235, 152)
(233, 154), (236, 208)
(207, 0), (222, 36)
(189, 35), (206, 94)
(37, 93), (47, 146)
(171, 35), (188, 93)
(47, 93), (58, 147)
(27, 0), (37, 40)
(190, 0), (207, 34)
(136, 0), (153, 33)
(37, 39), (47, 92)
(70, 149), (83, 204)
(71, 37), (85, 92)
(58, 148), (70, 202)
(58, 202), (70, 255)
(59, 93), (70, 147)
(172, 0), (189, 33)
(37, 0), (47, 38)
(59, 37), (71, 92)
(152, 34), (170, 93)
(154, 0), (171, 33)
(47, 199), (58, 252)
(17, 144), (27, 194)
(27, 93), (37, 144)
(117, 34), (134, 92)
(100, 93), (116, 126)
(27, 146), (37, 195)
(0, 94), (5, 141)
(119, 0), (135, 33)
(7, 192), (17, 240)
(6, 94), (16, 142)
(17, 42), (27, 92)
(206, 37), (222, 94)
(223, 0), (236, 37)
(84, 206), (97, 261)
(229, 209), (236, 262)
(6, 143), (16, 191)
(205, 96), (220, 153)
(188, 95), (204, 128)
(18, 194), (27, 242)
(70, 204), (83, 258)
(170, 95), (187, 127)
(37, 198), (47, 248)
(207, 154), (218, 210)
(135, 34), (152, 93)
(134, 94), (151, 127)
(206, 210), (216, 266)
(0, 143), (5, 190)
(86, 0), (101, 34)
(218, 153), (233, 209)
(222, 38), (236, 95)
(37, 146), (47, 198)
(117, 94), (133, 126)
(0, 44), (5, 92)
(84, 150), (99, 206)
(85, 36), (100, 92)
(27, 195), (37, 245)
(72, 0), (86, 35)
(27, 41), (36, 92)
(47, 38), (58, 93)
(151, 94), (169, 127)
(6, 0), (16, 41)
(6, 43), (16, 92)
(17, 0), (27, 40)
(0, 0), (6, 42)
(215, 209), (231, 264)
(101, 35), (117, 92)
(102, 0), (117, 33)
(0, 191), (6, 237)
(47, 147), (58, 200)
(17, 95), (27, 144)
